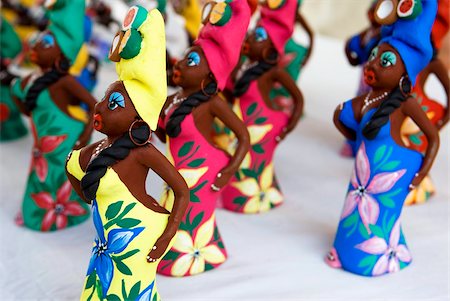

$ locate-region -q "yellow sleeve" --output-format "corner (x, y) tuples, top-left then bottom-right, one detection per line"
(66, 149), (85, 181)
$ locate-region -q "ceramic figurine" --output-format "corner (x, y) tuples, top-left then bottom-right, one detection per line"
(10, 0), (96, 231)
(269, 0), (314, 114)
(220, 0), (304, 214)
(170, 0), (202, 43)
(402, 0), (449, 205)
(66, 6), (189, 300)
(326, 0), (440, 276)
(341, 0), (382, 157)
(155, 0), (251, 276)
(1, 17), (28, 141)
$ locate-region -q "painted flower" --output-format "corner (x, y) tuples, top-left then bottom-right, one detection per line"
(178, 166), (208, 189)
(31, 130), (67, 182)
(341, 142), (406, 231)
(31, 180), (87, 231)
(136, 280), (155, 301)
(231, 163), (283, 213)
(404, 176), (435, 205)
(87, 200), (144, 297)
(356, 219), (412, 276)
(171, 213), (226, 276)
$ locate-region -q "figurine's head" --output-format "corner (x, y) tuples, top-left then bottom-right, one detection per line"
(378, 0), (437, 85)
(172, 45), (215, 91)
(243, 25), (277, 63)
(110, 6), (167, 131)
(193, 0), (251, 90)
(29, 31), (65, 70)
(93, 81), (139, 137)
(363, 43), (406, 90)
(251, 0), (297, 59)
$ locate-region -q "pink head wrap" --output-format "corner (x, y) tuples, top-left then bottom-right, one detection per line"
(259, 0), (298, 55)
(194, 0), (251, 90)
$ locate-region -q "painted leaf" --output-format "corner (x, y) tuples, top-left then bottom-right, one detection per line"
(343, 212), (358, 228)
(369, 224), (384, 238)
(378, 195), (395, 208)
(187, 158), (206, 168)
(105, 201), (123, 220)
(178, 141), (194, 157)
(246, 103), (257, 116)
(191, 211), (204, 229)
(255, 117), (267, 124)
(233, 196), (247, 205)
(192, 180), (207, 193)
(121, 279), (127, 300)
(129, 281), (141, 300)
(358, 223), (370, 239)
(190, 192), (200, 203)
(106, 294), (121, 301)
(381, 161), (400, 171)
(117, 218), (141, 228)
(85, 272), (96, 289)
(242, 168), (258, 179)
(117, 249), (140, 261)
(357, 255), (378, 268)
(252, 144), (264, 154)
(373, 145), (387, 164)
(112, 257), (132, 275)
(121, 203), (137, 217)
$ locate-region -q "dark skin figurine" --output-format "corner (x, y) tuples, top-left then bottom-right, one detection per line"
(333, 43), (439, 189)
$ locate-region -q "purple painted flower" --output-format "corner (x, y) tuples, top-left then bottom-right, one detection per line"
(87, 200), (144, 297)
(341, 142), (406, 231)
(356, 219), (412, 276)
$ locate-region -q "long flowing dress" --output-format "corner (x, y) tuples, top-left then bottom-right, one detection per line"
(11, 79), (90, 231)
(67, 150), (170, 301)
(221, 80), (290, 214)
(327, 100), (423, 276)
(157, 109), (229, 276)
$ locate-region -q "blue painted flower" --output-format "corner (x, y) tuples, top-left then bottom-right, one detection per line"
(136, 280), (155, 301)
(87, 200), (144, 297)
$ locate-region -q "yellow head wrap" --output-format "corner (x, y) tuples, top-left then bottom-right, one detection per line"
(115, 7), (167, 131)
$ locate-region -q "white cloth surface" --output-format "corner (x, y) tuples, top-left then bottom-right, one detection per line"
(0, 36), (448, 301)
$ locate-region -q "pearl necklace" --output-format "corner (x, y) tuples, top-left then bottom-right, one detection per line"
(165, 93), (187, 115)
(361, 91), (388, 113)
(92, 139), (111, 159)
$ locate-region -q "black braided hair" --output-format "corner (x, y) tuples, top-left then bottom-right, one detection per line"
(80, 123), (150, 200)
(233, 52), (278, 97)
(24, 56), (70, 112)
(362, 86), (408, 140)
(166, 81), (218, 138)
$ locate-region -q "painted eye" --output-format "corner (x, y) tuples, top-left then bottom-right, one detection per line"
(380, 51), (397, 67)
(187, 52), (201, 66)
(108, 92), (125, 110)
(255, 27), (268, 42)
(41, 34), (55, 49)
(369, 47), (378, 61)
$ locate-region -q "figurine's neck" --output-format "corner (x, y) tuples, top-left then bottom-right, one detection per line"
(371, 87), (392, 96)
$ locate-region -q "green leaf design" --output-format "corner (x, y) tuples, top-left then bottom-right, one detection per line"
(343, 212), (358, 228)
(369, 224), (384, 238)
(233, 196), (247, 206)
(252, 144), (264, 154)
(152, 293), (158, 301)
(190, 191), (200, 203)
(191, 180), (207, 193)
(242, 168), (258, 179)
(129, 281), (141, 300)
(121, 202), (137, 217)
(112, 256), (132, 275)
(386, 215), (396, 232)
(105, 201), (123, 220)
(116, 218), (141, 228)
(381, 161), (400, 171)
(37, 114), (48, 127)
(85, 272), (96, 289)
(254, 117), (267, 124)
(246, 103), (257, 116)
(345, 222), (358, 238)
(410, 135), (422, 145)
(357, 255), (378, 268)
(358, 223), (370, 239)
(235, 171), (241, 181)
(257, 161), (266, 175)
(96, 279), (103, 300)
(187, 158), (206, 168)
(121, 279), (128, 300)
(106, 294), (121, 301)
(162, 250), (179, 261)
(178, 141), (194, 157)
(191, 212), (204, 229)
(378, 195), (395, 208)
(117, 249), (140, 261)
(374, 145), (387, 164)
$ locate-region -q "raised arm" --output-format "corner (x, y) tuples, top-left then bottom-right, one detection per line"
(427, 59), (449, 129)
(210, 96), (250, 189)
(296, 11), (314, 67)
(271, 68), (304, 141)
(402, 97), (440, 188)
(62, 76), (97, 149)
(136, 144), (189, 262)
(333, 101), (357, 141)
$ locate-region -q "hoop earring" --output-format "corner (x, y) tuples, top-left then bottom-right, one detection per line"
(262, 47), (279, 64)
(128, 119), (152, 146)
(399, 75), (411, 96)
(201, 79), (218, 97)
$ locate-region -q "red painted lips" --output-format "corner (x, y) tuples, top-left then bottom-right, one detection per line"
(93, 113), (103, 131)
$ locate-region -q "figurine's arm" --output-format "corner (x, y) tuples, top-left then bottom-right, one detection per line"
(333, 102), (356, 141)
(154, 97), (172, 143)
(271, 68), (304, 141)
(210, 96), (250, 189)
(428, 59), (450, 129)
(136, 144), (189, 261)
(10, 75), (32, 116)
(296, 11), (314, 67)
(62, 76), (97, 149)
(402, 97), (440, 188)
